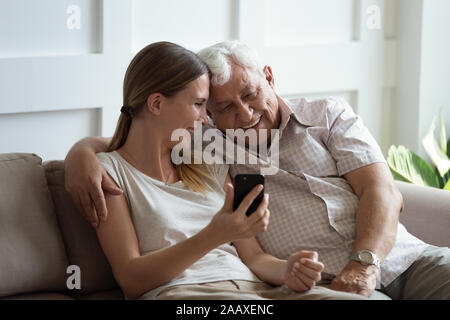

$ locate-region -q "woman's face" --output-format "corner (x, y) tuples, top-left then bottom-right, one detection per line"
(159, 73), (210, 149)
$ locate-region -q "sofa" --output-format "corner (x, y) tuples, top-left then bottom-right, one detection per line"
(0, 152), (449, 300)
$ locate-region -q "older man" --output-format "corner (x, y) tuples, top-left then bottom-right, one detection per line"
(65, 41), (449, 299)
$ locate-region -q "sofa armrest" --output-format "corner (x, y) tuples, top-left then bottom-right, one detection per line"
(396, 181), (450, 248)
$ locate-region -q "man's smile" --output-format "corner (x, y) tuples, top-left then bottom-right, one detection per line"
(240, 116), (262, 130)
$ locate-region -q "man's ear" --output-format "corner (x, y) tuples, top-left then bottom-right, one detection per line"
(263, 65), (275, 88)
(146, 93), (163, 115)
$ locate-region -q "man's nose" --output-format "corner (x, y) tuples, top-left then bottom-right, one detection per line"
(236, 102), (253, 122)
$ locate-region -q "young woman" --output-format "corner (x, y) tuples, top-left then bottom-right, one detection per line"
(95, 41), (328, 300)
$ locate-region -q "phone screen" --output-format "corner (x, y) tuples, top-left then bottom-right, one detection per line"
(233, 174), (265, 216)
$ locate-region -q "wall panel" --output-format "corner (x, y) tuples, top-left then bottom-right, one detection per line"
(0, 0), (102, 58)
(264, 0), (355, 46)
(131, 0), (237, 52)
(0, 108), (101, 160)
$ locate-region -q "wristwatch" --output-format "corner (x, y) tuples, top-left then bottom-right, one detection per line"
(350, 250), (381, 269)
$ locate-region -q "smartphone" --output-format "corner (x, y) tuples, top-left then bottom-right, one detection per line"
(233, 174), (265, 216)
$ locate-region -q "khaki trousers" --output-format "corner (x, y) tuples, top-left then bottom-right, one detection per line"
(152, 280), (369, 300)
(152, 245), (450, 300)
(382, 245), (450, 300)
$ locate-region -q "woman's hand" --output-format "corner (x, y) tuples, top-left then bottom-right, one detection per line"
(206, 183), (270, 245)
(283, 251), (324, 292)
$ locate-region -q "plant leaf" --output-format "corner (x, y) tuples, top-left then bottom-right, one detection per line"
(435, 166), (445, 189)
(447, 137), (450, 159)
(422, 117), (450, 177)
(387, 145), (440, 188)
(444, 179), (450, 191)
(440, 107), (447, 155)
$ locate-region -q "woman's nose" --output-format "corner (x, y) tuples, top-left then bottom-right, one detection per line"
(200, 115), (209, 126)
(198, 107), (209, 125)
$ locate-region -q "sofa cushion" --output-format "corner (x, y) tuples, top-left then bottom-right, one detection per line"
(70, 289), (124, 300)
(397, 181), (450, 247)
(0, 153), (69, 297)
(0, 292), (74, 300)
(43, 160), (118, 294)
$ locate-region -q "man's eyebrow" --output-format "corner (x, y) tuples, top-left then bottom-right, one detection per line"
(239, 84), (250, 95)
(213, 82), (252, 107)
(196, 98), (207, 102)
(214, 99), (231, 107)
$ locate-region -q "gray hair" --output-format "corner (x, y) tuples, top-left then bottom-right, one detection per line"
(197, 40), (265, 86)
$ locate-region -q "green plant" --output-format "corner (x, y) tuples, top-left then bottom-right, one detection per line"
(388, 109), (450, 190)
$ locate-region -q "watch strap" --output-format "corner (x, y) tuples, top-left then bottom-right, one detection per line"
(351, 250), (381, 269)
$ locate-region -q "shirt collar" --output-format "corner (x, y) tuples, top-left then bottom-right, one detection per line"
(278, 96), (320, 128)
(277, 96), (305, 131)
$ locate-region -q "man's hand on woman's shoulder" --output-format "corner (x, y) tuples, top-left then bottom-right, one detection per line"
(64, 137), (122, 228)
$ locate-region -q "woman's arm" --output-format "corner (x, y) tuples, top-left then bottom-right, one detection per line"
(224, 173), (286, 284)
(97, 176), (269, 299)
(225, 173), (323, 291)
(224, 174), (284, 284)
(233, 238), (324, 291)
(233, 238), (286, 285)
(97, 189), (226, 299)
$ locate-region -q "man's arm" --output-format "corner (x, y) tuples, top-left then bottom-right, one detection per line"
(64, 136), (122, 228)
(346, 162), (402, 261)
(68, 136), (112, 154)
(330, 162), (403, 297)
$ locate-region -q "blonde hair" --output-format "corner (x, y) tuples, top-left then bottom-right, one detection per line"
(109, 42), (214, 194)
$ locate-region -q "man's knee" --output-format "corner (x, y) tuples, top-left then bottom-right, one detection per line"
(387, 245), (450, 299)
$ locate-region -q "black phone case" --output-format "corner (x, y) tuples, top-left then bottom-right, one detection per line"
(233, 174), (265, 216)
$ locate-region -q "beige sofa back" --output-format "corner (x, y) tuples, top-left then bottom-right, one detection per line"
(0, 153), (118, 298)
(44, 160), (117, 294)
(0, 153), (68, 297)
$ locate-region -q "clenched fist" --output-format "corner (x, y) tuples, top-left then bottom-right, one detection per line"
(283, 251), (324, 292)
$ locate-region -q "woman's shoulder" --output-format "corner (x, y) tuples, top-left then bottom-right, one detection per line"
(96, 151), (125, 180)
(97, 150), (117, 160)
(97, 151), (122, 167)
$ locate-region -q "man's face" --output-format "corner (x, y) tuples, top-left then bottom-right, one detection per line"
(207, 62), (281, 146)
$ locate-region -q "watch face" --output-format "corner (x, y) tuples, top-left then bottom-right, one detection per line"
(358, 251), (373, 263)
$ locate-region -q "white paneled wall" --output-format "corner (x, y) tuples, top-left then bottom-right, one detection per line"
(0, 0), (130, 160)
(0, 108), (101, 160)
(264, 0), (356, 45)
(0, 0), (102, 58)
(132, 0), (238, 52)
(0, 0), (423, 160)
(394, 0), (450, 157)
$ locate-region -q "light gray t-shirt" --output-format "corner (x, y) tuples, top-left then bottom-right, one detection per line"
(97, 151), (261, 299)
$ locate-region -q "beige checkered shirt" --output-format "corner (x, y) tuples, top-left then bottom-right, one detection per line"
(223, 97), (428, 287)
